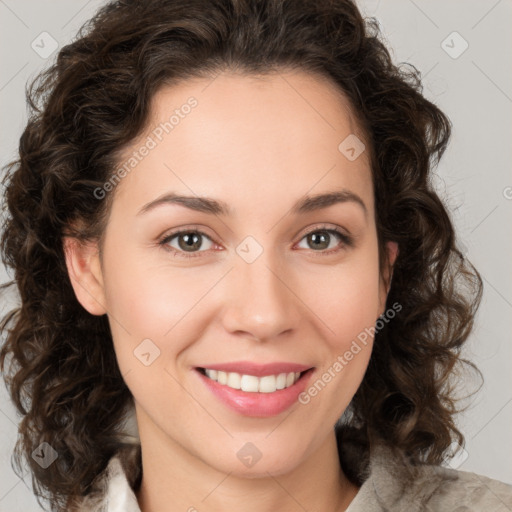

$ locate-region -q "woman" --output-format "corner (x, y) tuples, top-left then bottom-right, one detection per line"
(1, 0), (511, 511)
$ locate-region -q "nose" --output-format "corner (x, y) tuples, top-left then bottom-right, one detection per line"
(219, 251), (302, 342)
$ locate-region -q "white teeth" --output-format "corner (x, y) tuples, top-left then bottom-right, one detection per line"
(241, 374), (259, 392)
(258, 375), (275, 393)
(227, 372), (241, 389)
(203, 369), (303, 393)
(206, 369), (218, 380)
(217, 370), (227, 385)
(276, 373), (287, 390)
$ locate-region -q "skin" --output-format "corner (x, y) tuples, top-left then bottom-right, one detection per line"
(65, 69), (398, 512)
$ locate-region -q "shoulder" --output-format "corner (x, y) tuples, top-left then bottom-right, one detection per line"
(72, 443), (142, 512)
(347, 443), (512, 512)
(432, 466), (512, 509)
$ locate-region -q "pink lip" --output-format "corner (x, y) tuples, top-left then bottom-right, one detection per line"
(195, 367), (316, 417)
(195, 361), (313, 377)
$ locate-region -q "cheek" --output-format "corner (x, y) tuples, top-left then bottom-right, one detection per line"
(102, 256), (208, 412)
(100, 237), (219, 380)
(296, 256), (380, 421)
(102, 244), (212, 335)
(304, 255), (381, 349)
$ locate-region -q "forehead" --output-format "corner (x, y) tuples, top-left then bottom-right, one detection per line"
(112, 69), (374, 219)
(147, 69), (366, 148)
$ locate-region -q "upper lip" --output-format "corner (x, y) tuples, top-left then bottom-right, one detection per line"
(196, 361), (314, 377)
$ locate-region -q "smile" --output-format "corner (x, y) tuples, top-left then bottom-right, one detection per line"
(195, 367), (315, 417)
(199, 368), (303, 393)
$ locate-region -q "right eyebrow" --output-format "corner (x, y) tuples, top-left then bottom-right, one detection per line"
(137, 193), (231, 217)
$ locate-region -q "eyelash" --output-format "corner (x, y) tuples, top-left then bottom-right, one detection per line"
(158, 225), (353, 259)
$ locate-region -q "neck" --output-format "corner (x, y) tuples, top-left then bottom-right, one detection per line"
(134, 413), (359, 512)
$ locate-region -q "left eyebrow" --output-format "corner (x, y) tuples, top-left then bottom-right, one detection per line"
(137, 189), (368, 220)
(291, 190), (368, 220)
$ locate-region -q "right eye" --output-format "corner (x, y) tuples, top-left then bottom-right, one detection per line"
(159, 229), (216, 258)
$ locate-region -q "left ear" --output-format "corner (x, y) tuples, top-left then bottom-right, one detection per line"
(379, 240), (399, 316)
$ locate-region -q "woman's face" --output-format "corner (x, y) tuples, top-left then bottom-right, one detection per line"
(67, 69), (397, 477)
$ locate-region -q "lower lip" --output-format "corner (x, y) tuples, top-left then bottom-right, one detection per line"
(195, 368), (315, 417)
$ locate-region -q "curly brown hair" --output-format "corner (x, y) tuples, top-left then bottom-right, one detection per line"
(0, 0), (483, 510)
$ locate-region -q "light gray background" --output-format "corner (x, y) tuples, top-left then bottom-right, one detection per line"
(0, 0), (511, 510)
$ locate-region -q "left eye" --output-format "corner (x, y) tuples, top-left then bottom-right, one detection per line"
(296, 229), (347, 252)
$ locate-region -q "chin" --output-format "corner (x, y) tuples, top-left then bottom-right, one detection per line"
(206, 449), (301, 479)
